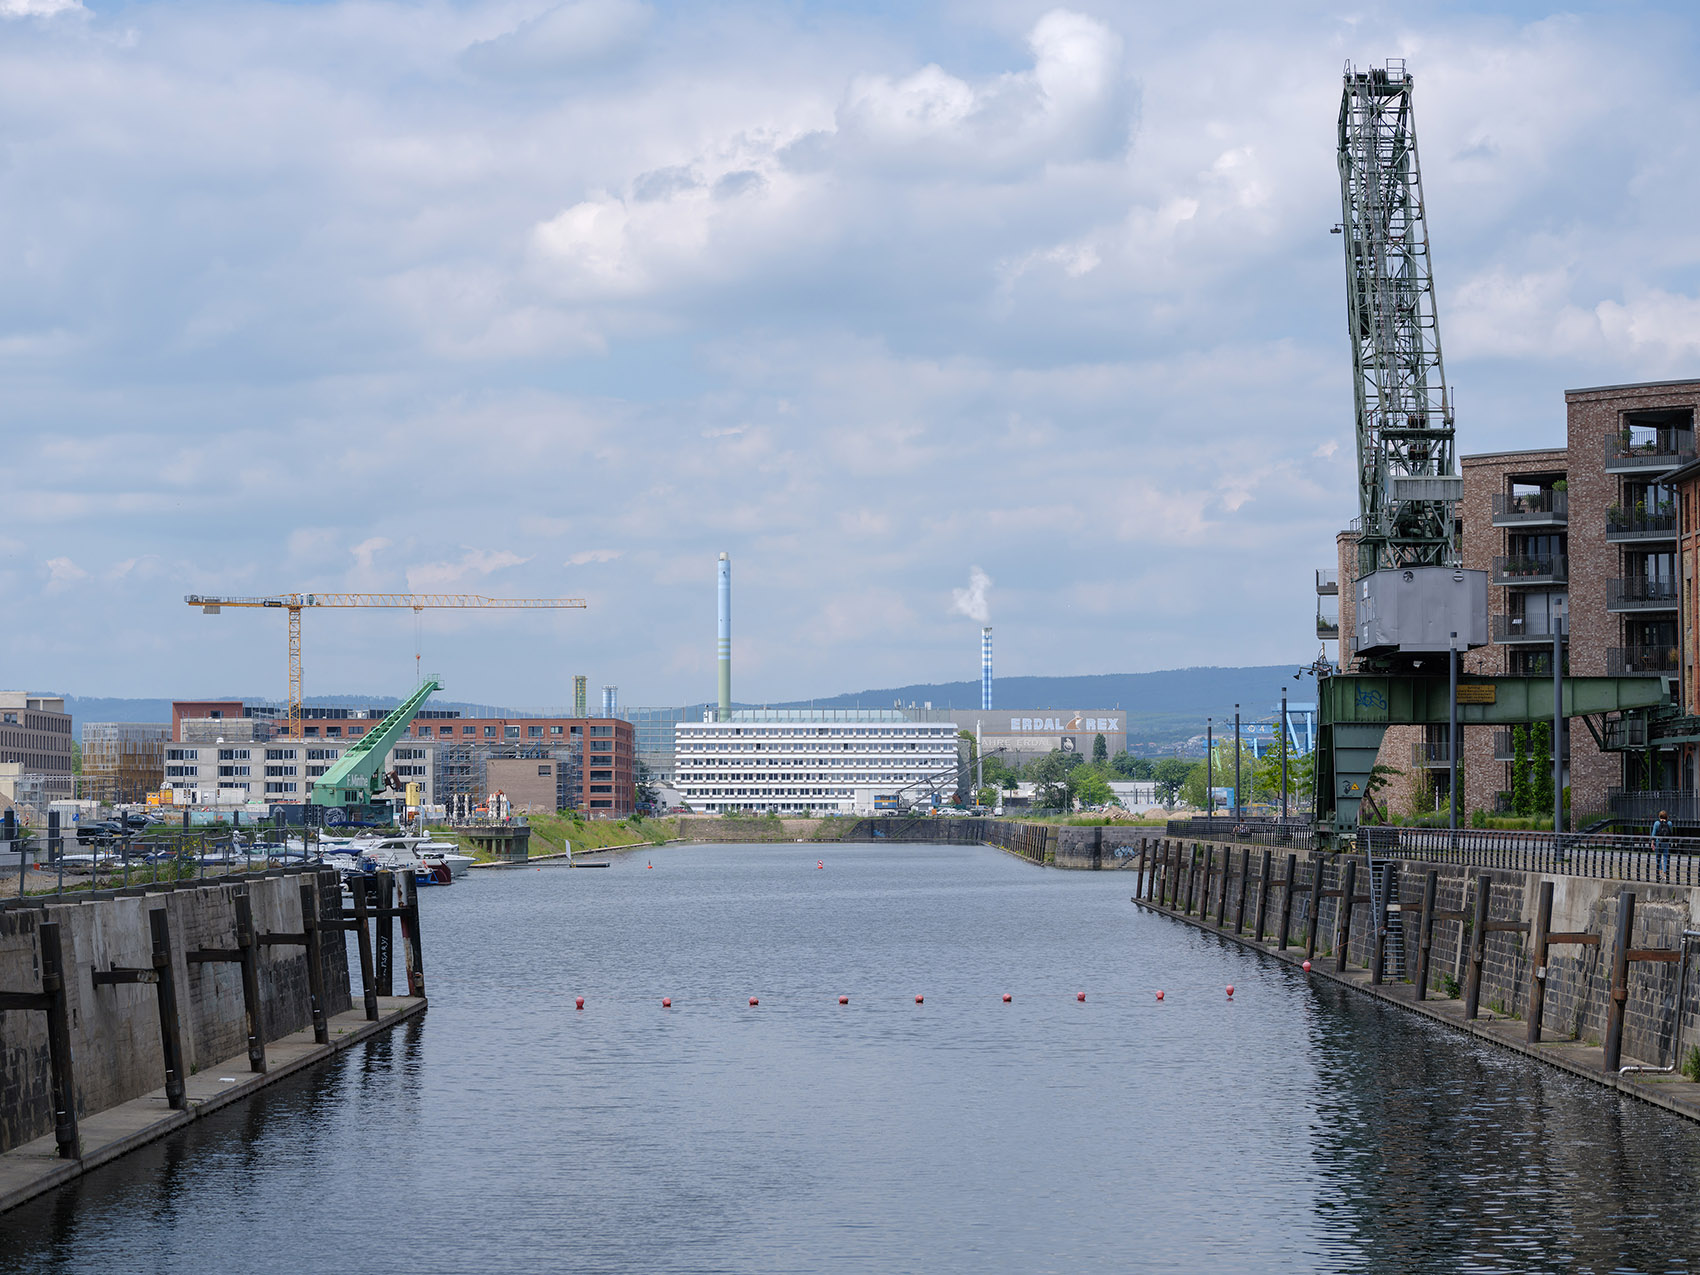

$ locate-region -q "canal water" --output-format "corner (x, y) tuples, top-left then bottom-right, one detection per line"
(5, 841), (1700, 1273)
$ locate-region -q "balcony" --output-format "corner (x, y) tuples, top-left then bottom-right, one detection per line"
(1608, 645), (1678, 676)
(1316, 603), (1340, 641)
(1605, 431), (1696, 474)
(1315, 568), (1338, 596)
(1607, 578), (1679, 612)
(1491, 613), (1565, 645)
(1492, 490), (1568, 527)
(1411, 740), (1452, 769)
(1492, 554), (1567, 586)
(1492, 729), (1570, 762)
(1605, 508), (1676, 542)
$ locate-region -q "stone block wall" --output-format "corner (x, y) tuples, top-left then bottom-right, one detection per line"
(0, 869), (352, 1154)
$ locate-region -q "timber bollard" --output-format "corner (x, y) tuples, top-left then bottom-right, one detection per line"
(1215, 846), (1229, 926)
(1234, 847), (1251, 935)
(352, 875), (378, 1020)
(235, 892), (267, 1073)
(1277, 853), (1297, 950)
(1603, 890), (1635, 1072)
(39, 921), (81, 1160)
(1334, 858), (1357, 974)
(1527, 879), (1554, 1045)
(1463, 876), (1491, 1021)
(401, 870), (426, 998)
(1200, 846), (1215, 922)
(376, 871), (395, 995)
(1413, 870), (1438, 1001)
(1254, 850), (1273, 942)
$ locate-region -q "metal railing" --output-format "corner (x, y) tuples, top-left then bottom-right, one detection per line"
(1492, 490), (1568, 524)
(1411, 740), (1451, 767)
(1490, 613), (1564, 644)
(1604, 717), (1650, 750)
(1605, 432), (1696, 471)
(1316, 568), (1339, 595)
(1608, 645), (1678, 676)
(1316, 604), (1340, 639)
(1492, 554), (1566, 585)
(1607, 789), (1696, 823)
(1490, 729), (1570, 762)
(1605, 509), (1676, 541)
(1607, 578), (1679, 610)
(1361, 824), (1700, 885)
(1165, 816), (1315, 849)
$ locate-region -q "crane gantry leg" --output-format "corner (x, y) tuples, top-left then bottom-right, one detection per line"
(288, 605), (303, 739)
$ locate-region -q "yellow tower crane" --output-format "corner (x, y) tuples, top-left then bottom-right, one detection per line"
(184, 593), (588, 737)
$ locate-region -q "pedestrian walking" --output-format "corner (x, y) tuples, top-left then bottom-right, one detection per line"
(1652, 809), (1674, 881)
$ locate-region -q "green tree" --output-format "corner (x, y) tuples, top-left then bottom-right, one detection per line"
(1179, 759), (1211, 809)
(1027, 752), (1073, 810)
(1512, 725), (1533, 817)
(1151, 757), (1192, 809)
(1111, 753), (1153, 780)
(1092, 733), (1108, 764)
(1070, 767), (1114, 807)
(1531, 721), (1554, 816)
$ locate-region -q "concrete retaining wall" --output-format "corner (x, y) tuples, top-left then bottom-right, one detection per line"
(0, 869), (351, 1154)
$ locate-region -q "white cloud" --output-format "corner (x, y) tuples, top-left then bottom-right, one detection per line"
(0, 0), (82, 17)
(951, 566), (992, 623)
(43, 557), (87, 590)
(406, 549), (532, 593)
(567, 549), (621, 565)
(462, 0), (652, 77)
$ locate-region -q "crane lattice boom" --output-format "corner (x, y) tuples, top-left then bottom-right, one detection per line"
(1338, 59), (1460, 577)
(185, 592), (587, 739)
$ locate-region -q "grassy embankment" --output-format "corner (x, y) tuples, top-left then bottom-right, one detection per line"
(433, 815), (679, 863)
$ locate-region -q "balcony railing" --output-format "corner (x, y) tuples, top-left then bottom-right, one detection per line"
(1605, 509), (1677, 542)
(1492, 554), (1567, 586)
(1607, 578), (1678, 611)
(1316, 604), (1340, 640)
(1411, 741), (1452, 768)
(1607, 789), (1698, 824)
(1608, 645), (1678, 675)
(1605, 432), (1696, 472)
(1491, 728), (1570, 762)
(1491, 490), (1568, 525)
(1316, 568), (1338, 596)
(1491, 613), (1565, 644)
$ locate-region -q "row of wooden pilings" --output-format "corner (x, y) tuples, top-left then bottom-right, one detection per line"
(0, 868), (425, 1163)
(1136, 839), (1687, 1076)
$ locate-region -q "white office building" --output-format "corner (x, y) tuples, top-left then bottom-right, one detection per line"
(163, 741), (435, 806)
(673, 712), (962, 814)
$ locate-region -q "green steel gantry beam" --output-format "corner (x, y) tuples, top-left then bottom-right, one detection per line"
(1315, 673), (1670, 841)
(310, 678), (441, 810)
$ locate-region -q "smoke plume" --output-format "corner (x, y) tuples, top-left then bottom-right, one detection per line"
(951, 566), (992, 623)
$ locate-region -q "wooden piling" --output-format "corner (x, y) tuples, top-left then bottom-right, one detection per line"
(1463, 876), (1491, 1021)
(1413, 870), (1438, 1001)
(1277, 853), (1297, 950)
(234, 892), (266, 1074)
(1199, 846), (1215, 922)
(300, 879), (329, 1046)
(148, 908), (187, 1111)
(1371, 862), (1392, 986)
(1234, 847), (1251, 934)
(1527, 879), (1554, 1045)
(1604, 890), (1635, 1072)
(1334, 858), (1357, 974)
(1254, 850), (1272, 942)
(1305, 858), (1324, 961)
(351, 875), (378, 1020)
(399, 871), (425, 998)
(376, 871), (395, 995)
(39, 920), (80, 1160)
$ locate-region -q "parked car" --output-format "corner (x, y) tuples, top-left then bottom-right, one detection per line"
(77, 821), (123, 841)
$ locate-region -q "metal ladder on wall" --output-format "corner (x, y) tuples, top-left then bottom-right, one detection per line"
(1364, 840), (1407, 980)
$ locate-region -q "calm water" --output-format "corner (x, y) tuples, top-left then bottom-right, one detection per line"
(5, 842), (1700, 1273)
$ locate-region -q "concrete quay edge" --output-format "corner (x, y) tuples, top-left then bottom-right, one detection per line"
(0, 996), (427, 1217)
(1136, 896), (1700, 1125)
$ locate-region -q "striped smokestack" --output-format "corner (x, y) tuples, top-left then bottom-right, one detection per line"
(717, 553), (732, 722)
(981, 626), (993, 711)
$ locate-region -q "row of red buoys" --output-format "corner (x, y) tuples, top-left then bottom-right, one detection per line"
(571, 992), (1237, 1008)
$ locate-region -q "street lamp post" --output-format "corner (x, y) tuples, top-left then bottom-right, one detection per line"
(1206, 719), (1214, 817)
(1234, 705), (1242, 821)
(1280, 687), (1289, 821)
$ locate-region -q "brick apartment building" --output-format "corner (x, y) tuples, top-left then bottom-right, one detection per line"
(1324, 377), (1700, 824)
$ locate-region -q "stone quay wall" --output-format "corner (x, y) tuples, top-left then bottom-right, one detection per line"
(1134, 835), (1700, 1068)
(0, 869), (351, 1154)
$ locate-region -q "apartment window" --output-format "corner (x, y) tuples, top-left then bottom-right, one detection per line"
(505, 726), (520, 740)
(538, 765), (552, 777)
(528, 726), (544, 738)
(590, 725), (613, 737)
(590, 770), (613, 781)
(590, 785), (613, 794)
(590, 800), (612, 808)
(550, 726), (563, 735)
(218, 748), (250, 761)
(463, 726), (475, 735)
(305, 727), (319, 737)
(418, 726), (432, 738)
(218, 765), (250, 777)
(484, 726), (497, 738)
(326, 727), (342, 738)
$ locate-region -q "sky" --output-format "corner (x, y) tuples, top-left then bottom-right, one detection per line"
(4, 0), (1700, 708)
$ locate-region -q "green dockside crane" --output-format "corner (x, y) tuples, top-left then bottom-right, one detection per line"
(310, 678), (441, 823)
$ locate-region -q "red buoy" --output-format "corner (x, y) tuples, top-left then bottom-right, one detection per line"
(838, 995), (848, 1005)
(662, 997), (672, 1008)
(1226, 985), (1235, 998)
(1156, 990), (1165, 1001)
(817, 861), (824, 869)
(1302, 960), (1312, 973)
(1076, 992), (1086, 1002)
(575, 997), (584, 1010)
(915, 994), (924, 1004)
(1002, 993), (1012, 1003)
(749, 996), (759, 1006)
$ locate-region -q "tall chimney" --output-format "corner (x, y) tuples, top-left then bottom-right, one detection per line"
(981, 626), (993, 711)
(718, 553), (732, 722)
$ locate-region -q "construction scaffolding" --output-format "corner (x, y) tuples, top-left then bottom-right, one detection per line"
(79, 724), (171, 805)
